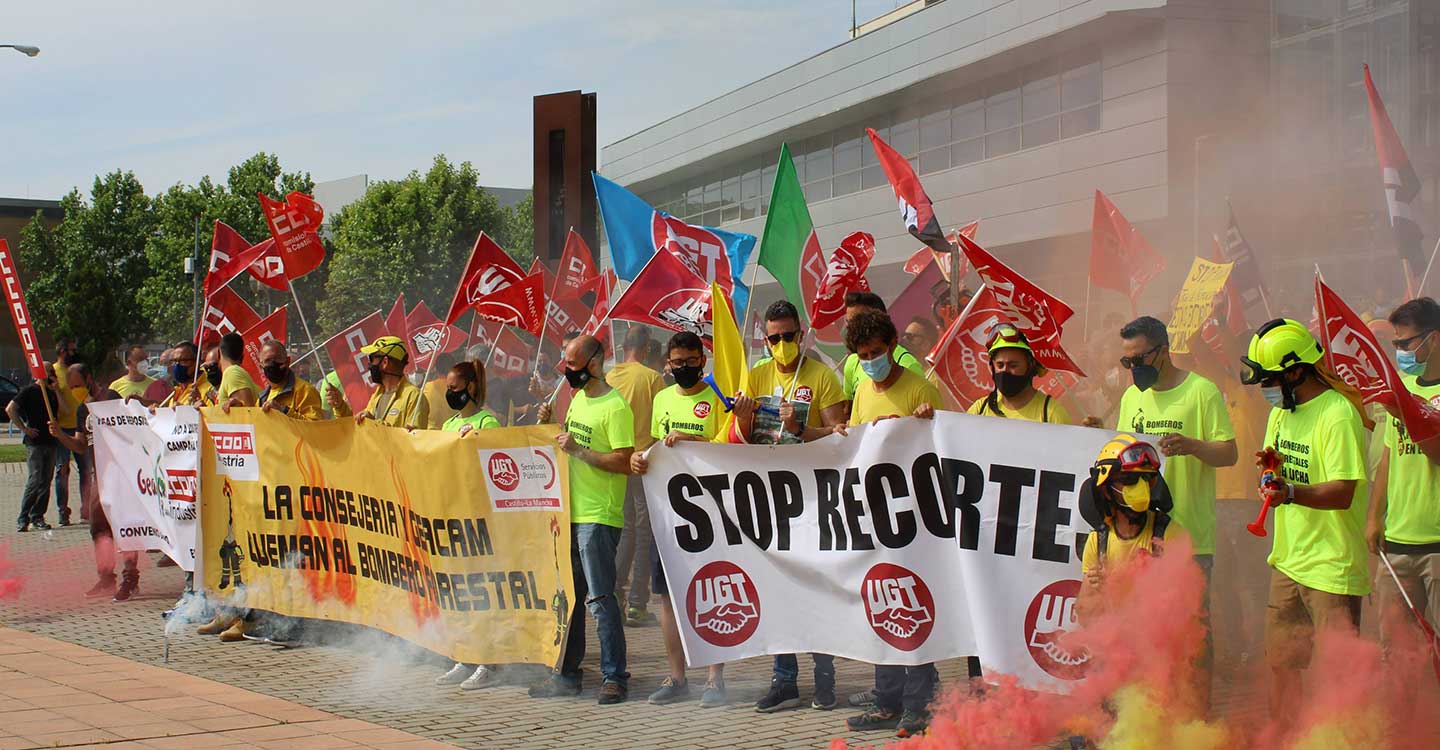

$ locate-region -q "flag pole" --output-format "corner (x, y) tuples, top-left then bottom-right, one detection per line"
(741, 256), (763, 362)
(1083, 277), (1092, 343)
(288, 285), (331, 383)
(1419, 235), (1440, 297)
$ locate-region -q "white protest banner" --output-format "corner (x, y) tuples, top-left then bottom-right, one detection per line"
(90, 401), (200, 570)
(642, 412), (1122, 689)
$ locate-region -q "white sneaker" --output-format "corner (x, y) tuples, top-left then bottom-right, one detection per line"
(435, 663), (471, 686)
(461, 665), (499, 691)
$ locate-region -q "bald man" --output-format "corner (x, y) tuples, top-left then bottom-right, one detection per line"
(530, 335), (635, 705)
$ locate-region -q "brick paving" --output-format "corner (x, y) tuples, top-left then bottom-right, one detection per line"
(0, 470), (1389, 749)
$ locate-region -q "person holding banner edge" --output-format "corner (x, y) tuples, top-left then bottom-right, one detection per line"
(9, 373), (60, 533)
(838, 309), (940, 739)
(530, 335), (634, 705)
(838, 292), (925, 404)
(629, 331), (729, 707)
(328, 335), (429, 429)
(166, 341), (215, 407)
(967, 326), (1072, 425)
(215, 332), (258, 412)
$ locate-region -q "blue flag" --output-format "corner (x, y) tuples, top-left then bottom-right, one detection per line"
(593, 172), (755, 317)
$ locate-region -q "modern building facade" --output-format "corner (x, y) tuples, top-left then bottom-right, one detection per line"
(601, 0), (1438, 328)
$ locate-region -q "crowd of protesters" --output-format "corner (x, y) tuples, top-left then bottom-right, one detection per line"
(13, 281), (1439, 741)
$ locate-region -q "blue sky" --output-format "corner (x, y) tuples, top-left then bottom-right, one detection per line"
(0, 1), (905, 199)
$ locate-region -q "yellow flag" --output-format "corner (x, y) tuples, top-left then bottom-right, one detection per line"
(710, 282), (747, 399)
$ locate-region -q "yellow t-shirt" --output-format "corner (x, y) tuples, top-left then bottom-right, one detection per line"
(217, 364), (257, 404)
(744, 356), (845, 443)
(108, 374), (156, 401)
(1382, 374), (1440, 547)
(51, 361), (77, 429)
(1264, 388), (1370, 596)
(842, 345), (926, 400)
(850, 368), (941, 427)
(172, 379), (216, 406)
(565, 388), (634, 527)
(365, 379), (430, 429)
(652, 384), (724, 441)
(1115, 372), (1235, 555)
(1081, 514), (1190, 573)
(967, 390), (1072, 424)
(606, 362), (665, 451)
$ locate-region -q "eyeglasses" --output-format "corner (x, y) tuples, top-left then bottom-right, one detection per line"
(1119, 344), (1164, 370)
(1393, 330), (1434, 352)
(766, 330), (801, 345)
(668, 356), (703, 368)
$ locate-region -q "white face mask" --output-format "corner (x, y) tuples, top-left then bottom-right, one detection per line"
(135, 358), (149, 371)
(1261, 385), (1285, 408)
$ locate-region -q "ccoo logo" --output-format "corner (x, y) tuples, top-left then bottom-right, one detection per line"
(1024, 579), (1090, 680)
(487, 452), (521, 492)
(686, 561), (760, 647)
(861, 563), (935, 651)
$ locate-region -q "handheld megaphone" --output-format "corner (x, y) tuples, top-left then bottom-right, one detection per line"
(702, 372), (736, 412)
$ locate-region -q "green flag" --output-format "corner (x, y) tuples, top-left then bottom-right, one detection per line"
(757, 143), (823, 327)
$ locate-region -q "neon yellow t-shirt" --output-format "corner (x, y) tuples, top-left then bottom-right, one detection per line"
(967, 390), (1072, 424)
(652, 385), (724, 441)
(564, 388), (634, 528)
(108, 374), (156, 401)
(1264, 388), (1370, 596)
(607, 362), (665, 451)
(842, 345), (925, 400)
(217, 364), (257, 404)
(850, 368), (941, 427)
(443, 408), (501, 432)
(1115, 372), (1235, 555)
(1382, 374), (1440, 546)
(745, 357), (845, 443)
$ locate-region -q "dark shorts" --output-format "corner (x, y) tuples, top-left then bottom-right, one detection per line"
(650, 541), (668, 597)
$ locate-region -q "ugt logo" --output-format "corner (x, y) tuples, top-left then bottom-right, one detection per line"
(487, 452), (520, 492)
(861, 563), (935, 651)
(685, 561), (760, 647)
(1024, 579), (1090, 680)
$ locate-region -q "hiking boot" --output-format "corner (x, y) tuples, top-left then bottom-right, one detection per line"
(846, 706), (902, 731)
(754, 680), (802, 713)
(896, 710), (931, 738)
(597, 681), (628, 705)
(434, 663), (471, 686)
(219, 619), (252, 642)
(625, 606), (655, 627)
(84, 575), (116, 598)
(647, 676), (689, 705)
(113, 575), (139, 602)
(461, 666), (501, 691)
(848, 688), (876, 707)
(699, 680), (727, 708)
(196, 613), (237, 635)
(528, 672), (581, 698)
(812, 684), (837, 710)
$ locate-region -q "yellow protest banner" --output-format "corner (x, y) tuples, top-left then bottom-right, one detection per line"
(198, 408), (574, 667)
(1168, 257), (1234, 354)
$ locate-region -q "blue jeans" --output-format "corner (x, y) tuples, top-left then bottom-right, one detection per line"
(773, 653), (835, 690)
(52, 430), (89, 518)
(559, 523), (628, 686)
(18, 443), (56, 525)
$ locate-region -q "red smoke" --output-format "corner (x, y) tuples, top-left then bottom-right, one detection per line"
(0, 543), (24, 599)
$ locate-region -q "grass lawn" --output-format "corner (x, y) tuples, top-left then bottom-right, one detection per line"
(0, 444), (27, 463)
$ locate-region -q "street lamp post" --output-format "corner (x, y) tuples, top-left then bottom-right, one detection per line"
(0, 45), (40, 57)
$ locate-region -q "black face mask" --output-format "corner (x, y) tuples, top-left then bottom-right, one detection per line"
(672, 364), (703, 389)
(203, 363), (222, 388)
(368, 363), (385, 385)
(1131, 364), (1160, 392)
(446, 389), (471, 410)
(262, 363), (288, 385)
(995, 370), (1031, 398)
(564, 366), (592, 390)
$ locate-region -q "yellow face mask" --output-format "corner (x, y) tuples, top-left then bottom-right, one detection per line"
(771, 339), (800, 367)
(1117, 478), (1152, 513)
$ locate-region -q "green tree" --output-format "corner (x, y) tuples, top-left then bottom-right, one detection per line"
(19, 171), (155, 371)
(504, 194), (536, 264)
(319, 155), (514, 332)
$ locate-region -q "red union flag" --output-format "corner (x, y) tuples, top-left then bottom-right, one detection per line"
(322, 310), (386, 413)
(196, 286), (262, 350)
(928, 287), (1009, 408)
(610, 250), (713, 342)
(866, 128), (952, 255)
(257, 191), (326, 284)
(1091, 190), (1165, 306)
(0, 240), (46, 380)
(651, 214), (737, 305)
(1316, 277), (1440, 444)
(489, 327), (533, 377)
(810, 231), (876, 330)
(385, 293), (408, 342)
(581, 270), (617, 345)
(473, 271), (546, 336)
(445, 233), (526, 325)
(1365, 64), (1425, 271)
(405, 300), (466, 372)
(529, 257), (593, 348)
(239, 306), (287, 386)
(204, 221), (274, 297)
(797, 227), (843, 347)
(958, 233), (1084, 375)
(904, 221), (979, 280)
(554, 230), (598, 300)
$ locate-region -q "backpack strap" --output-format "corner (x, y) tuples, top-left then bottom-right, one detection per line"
(1043, 394), (1052, 422)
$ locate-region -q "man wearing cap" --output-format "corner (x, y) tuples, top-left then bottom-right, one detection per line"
(327, 335), (429, 429)
(1239, 318), (1368, 726)
(967, 325), (1072, 424)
